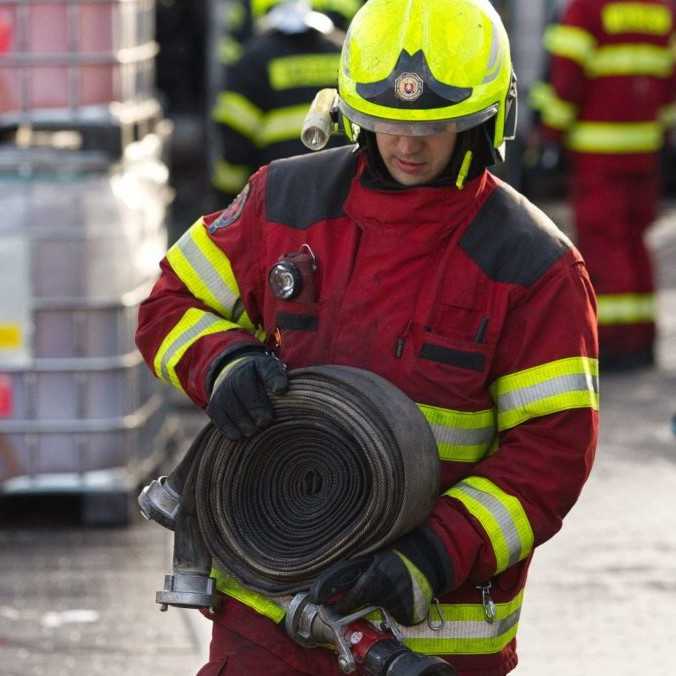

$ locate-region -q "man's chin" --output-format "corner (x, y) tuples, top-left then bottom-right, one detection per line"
(390, 170), (429, 187)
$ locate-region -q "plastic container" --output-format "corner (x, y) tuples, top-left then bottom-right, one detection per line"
(0, 0), (158, 118)
(0, 135), (174, 521)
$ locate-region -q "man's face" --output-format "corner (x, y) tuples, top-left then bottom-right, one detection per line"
(375, 128), (458, 186)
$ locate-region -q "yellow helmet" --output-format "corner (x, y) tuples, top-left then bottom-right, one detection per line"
(338, 0), (517, 150)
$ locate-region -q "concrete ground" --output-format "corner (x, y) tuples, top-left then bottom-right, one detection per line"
(516, 205), (676, 676)
(0, 201), (674, 676)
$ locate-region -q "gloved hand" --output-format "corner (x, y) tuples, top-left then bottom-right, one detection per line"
(206, 350), (288, 439)
(309, 527), (453, 626)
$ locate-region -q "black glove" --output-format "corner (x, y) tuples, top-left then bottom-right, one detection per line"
(206, 350), (288, 439)
(309, 527), (453, 626)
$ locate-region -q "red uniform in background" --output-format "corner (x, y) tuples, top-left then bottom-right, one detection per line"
(533, 0), (675, 369)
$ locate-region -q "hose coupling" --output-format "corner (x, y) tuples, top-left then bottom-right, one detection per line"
(156, 572), (216, 611)
(138, 475), (181, 530)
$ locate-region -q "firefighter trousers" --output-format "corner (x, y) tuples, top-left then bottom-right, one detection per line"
(572, 165), (660, 366)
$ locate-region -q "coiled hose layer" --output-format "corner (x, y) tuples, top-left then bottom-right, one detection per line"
(187, 365), (440, 595)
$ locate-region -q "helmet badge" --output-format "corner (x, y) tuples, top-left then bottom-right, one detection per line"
(394, 72), (423, 101)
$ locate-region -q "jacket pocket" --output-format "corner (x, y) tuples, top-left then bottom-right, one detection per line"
(419, 340), (487, 372)
(407, 321), (495, 408)
(272, 299), (320, 332)
(266, 298), (326, 367)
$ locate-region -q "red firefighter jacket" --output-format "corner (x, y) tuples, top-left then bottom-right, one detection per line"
(136, 146), (599, 674)
(533, 0), (675, 173)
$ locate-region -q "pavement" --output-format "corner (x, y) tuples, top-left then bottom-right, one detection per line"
(1, 200), (675, 676)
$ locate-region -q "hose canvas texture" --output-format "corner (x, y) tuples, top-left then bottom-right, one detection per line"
(186, 365), (441, 595)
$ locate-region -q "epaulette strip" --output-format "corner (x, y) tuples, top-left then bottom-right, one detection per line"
(266, 146), (358, 229)
(460, 182), (573, 286)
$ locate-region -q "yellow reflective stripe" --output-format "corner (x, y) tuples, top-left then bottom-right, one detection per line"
(418, 403), (496, 463)
(223, 1), (246, 30)
(212, 158), (252, 194)
(251, 0), (278, 18)
(446, 477), (534, 574)
(153, 309), (239, 392)
(588, 44), (673, 77)
(399, 591), (523, 655)
(259, 104), (311, 145)
(544, 24), (596, 65)
(211, 567), (288, 623)
(167, 219), (260, 334)
(268, 53), (340, 90)
(167, 219), (241, 319)
(602, 2), (673, 35)
(491, 356), (599, 431)
(218, 36), (243, 65)
(597, 293), (656, 325)
(529, 82), (577, 130)
(311, 0), (362, 21)
(212, 92), (263, 141)
(567, 121), (663, 153)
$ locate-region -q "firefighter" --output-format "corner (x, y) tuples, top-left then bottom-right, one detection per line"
(530, 0), (675, 371)
(216, 0), (363, 68)
(210, 0), (348, 200)
(136, 0), (599, 674)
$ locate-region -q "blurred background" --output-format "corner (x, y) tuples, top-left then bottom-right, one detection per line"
(0, 1), (674, 674)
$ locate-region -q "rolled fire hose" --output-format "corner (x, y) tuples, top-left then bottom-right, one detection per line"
(193, 365), (440, 595)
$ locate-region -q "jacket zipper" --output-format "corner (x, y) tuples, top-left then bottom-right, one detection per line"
(474, 316), (490, 344)
(394, 320), (413, 358)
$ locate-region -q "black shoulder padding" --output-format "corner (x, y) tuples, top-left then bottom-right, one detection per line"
(266, 146), (358, 229)
(460, 183), (572, 286)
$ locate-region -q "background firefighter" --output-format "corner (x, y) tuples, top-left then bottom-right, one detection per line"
(530, 0), (676, 371)
(210, 0), (348, 200)
(135, 0), (599, 674)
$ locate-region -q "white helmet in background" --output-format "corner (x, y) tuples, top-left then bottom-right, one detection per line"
(255, 0), (334, 35)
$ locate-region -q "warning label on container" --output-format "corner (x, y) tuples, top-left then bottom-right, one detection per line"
(0, 323), (21, 349)
(0, 236), (31, 366)
(0, 375), (11, 417)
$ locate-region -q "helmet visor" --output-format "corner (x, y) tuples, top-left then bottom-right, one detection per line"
(339, 99), (500, 137)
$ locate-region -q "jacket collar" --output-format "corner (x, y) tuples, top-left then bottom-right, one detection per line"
(344, 152), (492, 237)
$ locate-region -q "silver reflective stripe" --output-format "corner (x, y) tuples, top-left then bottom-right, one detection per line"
(178, 233), (239, 316)
(418, 404), (497, 463)
(497, 372), (599, 413)
(455, 484), (523, 567)
(428, 422), (495, 447)
(401, 608), (520, 643)
(159, 313), (221, 384)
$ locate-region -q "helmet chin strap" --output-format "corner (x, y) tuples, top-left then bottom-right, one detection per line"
(360, 122), (500, 191)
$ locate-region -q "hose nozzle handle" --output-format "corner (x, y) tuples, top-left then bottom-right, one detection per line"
(301, 88), (339, 151)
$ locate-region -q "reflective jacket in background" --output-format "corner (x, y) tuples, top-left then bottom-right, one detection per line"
(211, 24), (345, 199)
(136, 147), (599, 675)
(216, 0), (363, 66)
(532, 0), (675, 173)
(530, 0), (674, 364)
